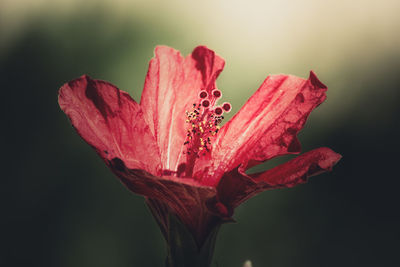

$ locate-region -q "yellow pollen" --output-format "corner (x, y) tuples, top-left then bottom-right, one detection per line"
(183, 96), (231, 158)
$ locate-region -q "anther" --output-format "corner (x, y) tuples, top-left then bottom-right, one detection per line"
(199, 90), (208, 99)
(222, 102), (232, 113)
(212, 89), (222, 98)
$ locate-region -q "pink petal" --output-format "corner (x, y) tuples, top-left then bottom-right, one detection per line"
(200, 71), (328, 185)
(212, 147), (341, 211)
(58, 75), (160, 174)
(140, 46), (224, 173)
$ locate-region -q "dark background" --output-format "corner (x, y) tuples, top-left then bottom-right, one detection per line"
(1, 1), (399, 266)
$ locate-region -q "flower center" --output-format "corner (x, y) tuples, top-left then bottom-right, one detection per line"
(182, 89), (231, 177)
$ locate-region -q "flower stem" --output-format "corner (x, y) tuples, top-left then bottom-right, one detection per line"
(165, 214), (220, 267)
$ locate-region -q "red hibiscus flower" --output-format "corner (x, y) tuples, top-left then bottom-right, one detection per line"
(59, 45), (341, 266)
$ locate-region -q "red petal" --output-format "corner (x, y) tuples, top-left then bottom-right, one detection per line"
(207, 166), (257, 216)
(58, 75), (160, 174)
(214, 147), (341, 209)
(251, 147), (342, 188)
(107, 158), (216, 243)
(140, 46), (224, 173)
(201, 71), (327, 185)
(191, 46), (225, 93)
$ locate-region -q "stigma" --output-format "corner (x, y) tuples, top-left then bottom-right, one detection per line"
(184, 89), (231, 158)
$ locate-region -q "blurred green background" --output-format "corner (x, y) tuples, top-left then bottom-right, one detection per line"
(1, 0), (399, 266)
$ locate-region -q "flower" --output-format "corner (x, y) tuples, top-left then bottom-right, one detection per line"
(58, 45), (341, 247)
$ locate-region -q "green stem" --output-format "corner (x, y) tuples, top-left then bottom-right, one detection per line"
(165, 215), (220, 267)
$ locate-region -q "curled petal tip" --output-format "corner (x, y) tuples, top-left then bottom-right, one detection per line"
(309, 70), (327, 89)
(153, 45), (182, 60)
(287, 137), (302, 154)
(318, 147), (342, 170)
(206, 197), (234, 218)
(192, 45), (211, 53)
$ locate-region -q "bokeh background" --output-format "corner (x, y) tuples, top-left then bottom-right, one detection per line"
(1, 0), (400, 266)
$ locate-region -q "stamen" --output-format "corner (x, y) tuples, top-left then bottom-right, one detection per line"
(182, 88), (232, 176)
